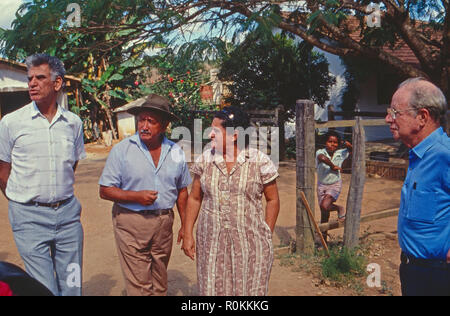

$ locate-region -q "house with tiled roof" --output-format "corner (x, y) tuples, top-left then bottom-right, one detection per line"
(295, 16), (439, 141)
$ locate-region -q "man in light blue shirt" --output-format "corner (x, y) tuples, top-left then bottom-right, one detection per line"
(0, 54), (86, 296)
(99, 94), (191, 296)
(386, 77), (449, 296)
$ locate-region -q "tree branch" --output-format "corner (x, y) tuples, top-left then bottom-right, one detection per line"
(381, 0), (439, 74)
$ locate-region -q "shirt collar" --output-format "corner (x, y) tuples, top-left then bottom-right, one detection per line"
(237, 147), (251, 163)
(212, 147), (250, 175)
(130, 133), (174, 171)
(410, 127), (444, 159)
(130, 133), (173, 151)
(30, 101), (66, 120)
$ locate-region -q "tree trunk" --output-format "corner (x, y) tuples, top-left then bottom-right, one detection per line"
(103, 84), (118, 140)
(104, 107), (118, 141)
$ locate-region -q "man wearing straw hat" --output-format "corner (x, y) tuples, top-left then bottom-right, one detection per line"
(99, 94), (191, 296)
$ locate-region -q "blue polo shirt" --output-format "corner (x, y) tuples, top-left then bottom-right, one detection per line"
(398, 127), (450, 260)
(99, 134), (191, 211)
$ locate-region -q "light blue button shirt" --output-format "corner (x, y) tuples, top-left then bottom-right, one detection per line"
(398, 127), (450, 260)
(0, 102), (86, 203)
(99, 134), (192, 211)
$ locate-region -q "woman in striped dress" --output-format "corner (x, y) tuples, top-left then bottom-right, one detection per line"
(182, 107), (280, 296)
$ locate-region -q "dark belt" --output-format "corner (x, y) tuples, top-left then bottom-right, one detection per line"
(117, 205), (172, 216)
(401, 252), (449, 270)
(139, 209), (172, 216)
(26, 197), (73, 209)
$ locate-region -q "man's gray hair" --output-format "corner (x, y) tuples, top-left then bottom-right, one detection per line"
(25, 54), (66, 85)
(398, 77), (447, 125)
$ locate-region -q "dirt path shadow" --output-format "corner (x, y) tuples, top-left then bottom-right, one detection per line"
(167, 269), (198, 296)
(83, 274), (117, 296)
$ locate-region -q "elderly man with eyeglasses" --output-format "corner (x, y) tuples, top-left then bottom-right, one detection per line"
(386, 77), (449, 296)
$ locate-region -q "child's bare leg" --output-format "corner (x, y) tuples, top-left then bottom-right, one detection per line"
(329, 202), (346, 222)
(320, 195), (334, 243)
(321, 195), (346, 222)
(320, 195), (336, 221)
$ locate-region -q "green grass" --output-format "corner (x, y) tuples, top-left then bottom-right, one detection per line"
(276, 238), (378, 295)
(320, 246), (368, 284)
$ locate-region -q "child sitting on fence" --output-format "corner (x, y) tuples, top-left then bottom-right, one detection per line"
(316, 131), (352, 239)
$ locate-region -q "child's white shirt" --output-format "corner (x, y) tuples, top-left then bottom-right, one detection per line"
(316, 148), (349, 184)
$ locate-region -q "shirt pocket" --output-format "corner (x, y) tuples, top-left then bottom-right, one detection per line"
(59, 135), (75, 161)
(407, 189), (437, 224)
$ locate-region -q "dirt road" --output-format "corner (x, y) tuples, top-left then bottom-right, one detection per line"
(0, 144), (403, 296)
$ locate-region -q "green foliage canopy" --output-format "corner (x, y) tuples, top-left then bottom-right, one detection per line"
(220, 33), (335, 118)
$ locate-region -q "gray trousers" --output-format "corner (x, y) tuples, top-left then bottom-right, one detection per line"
(8, 196), (83, 296)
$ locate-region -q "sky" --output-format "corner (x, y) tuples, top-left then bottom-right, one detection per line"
(0, 0), (23, 30)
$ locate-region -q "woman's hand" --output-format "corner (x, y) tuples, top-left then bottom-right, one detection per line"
(182, 234), (196, 261)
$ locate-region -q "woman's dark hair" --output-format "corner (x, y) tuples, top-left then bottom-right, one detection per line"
(214, 106), (250, 130)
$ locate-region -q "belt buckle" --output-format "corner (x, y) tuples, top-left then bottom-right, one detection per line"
(52, 199), (67, 209)
(401, 252), (410, 264)
(51, 201), (60, 209)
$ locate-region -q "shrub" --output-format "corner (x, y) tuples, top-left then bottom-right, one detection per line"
(321, 247), (367, 283)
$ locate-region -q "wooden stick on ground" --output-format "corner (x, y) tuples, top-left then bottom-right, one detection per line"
(300, 191), (330, 256)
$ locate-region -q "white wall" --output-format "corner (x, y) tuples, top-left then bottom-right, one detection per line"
(0, 64), (70, 110)
(117, 112), (136, 139)
(0, 64), (28, 92)
(318, 50), (347, 109)
(314, 50), (392, 141)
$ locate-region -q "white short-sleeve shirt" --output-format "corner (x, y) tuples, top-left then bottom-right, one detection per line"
(0, 102), (86, 203)
(316, 148), (349, 185)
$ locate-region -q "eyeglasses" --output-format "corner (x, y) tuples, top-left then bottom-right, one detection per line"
(386, 107), (416, 119)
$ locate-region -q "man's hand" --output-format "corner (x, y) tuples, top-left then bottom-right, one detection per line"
(100, 186), (158, 206)
(177, 226), (184, 245)
(447, 248), (450, 264)
(136, 190), (158, 206)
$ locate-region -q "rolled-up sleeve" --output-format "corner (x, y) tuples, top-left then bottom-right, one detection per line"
(173, 146), (192, 189)
(98, 146), (122, 188)
(0, 119), (12, 163)
(74, 120), (87, 161)
(259, 152), (279, 184)
(177, 160), (192, 189)
(190, 153), (204, 177)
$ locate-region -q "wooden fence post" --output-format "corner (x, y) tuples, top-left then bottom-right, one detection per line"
(343, 117), (366, 249)
(295, 100), (315, 254)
